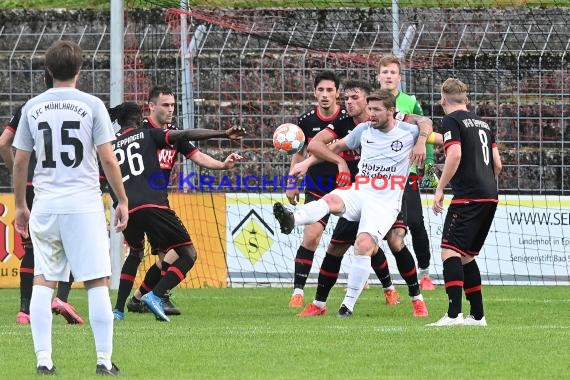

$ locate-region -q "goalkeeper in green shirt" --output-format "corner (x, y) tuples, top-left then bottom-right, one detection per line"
(377, 55), (437, 290)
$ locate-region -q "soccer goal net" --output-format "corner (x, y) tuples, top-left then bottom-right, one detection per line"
(119, 0), (569, 287)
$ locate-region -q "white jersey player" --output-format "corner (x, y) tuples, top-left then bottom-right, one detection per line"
(12, 40), (128, 376)
(274, 89), (433, 318)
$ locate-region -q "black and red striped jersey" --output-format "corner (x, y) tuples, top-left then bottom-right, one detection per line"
(442, 110), (498, 202)
(6, 103), (36, 185)
(298, 106), (347, 192)
(324, 112), (362, 178)
(109, 127), (188, 212)
(141, 117), (198, 175)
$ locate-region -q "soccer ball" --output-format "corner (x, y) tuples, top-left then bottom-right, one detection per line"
(273, 123), (305, 155)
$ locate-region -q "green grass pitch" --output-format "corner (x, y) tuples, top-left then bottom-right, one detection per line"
(1, 286), (569, 379)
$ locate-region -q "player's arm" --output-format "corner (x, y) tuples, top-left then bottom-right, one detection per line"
(293, 128), (345, 176)
(283, 144), (305, 204)
(0, 128), (15, 174)
(426, 132), (443, 146)
(160, 128), (244, 171)
(189, 151), (243, 170)
(432, 118), (462, 215)
(288, 126), (355, 178)
(166, 126), (245, 142)
(97, 142), (128, 231)
(13, 148), (31, 236)
(1, 105), (24, 174)
(93, 100), (128, 231)
(411, 98), (437, 165)
(11, 106), (33, 237)
(404, 114), (442, 146)
(492, 146), (502, 177)
(307, 128), (344, 165)
(409, 116), (433, 167)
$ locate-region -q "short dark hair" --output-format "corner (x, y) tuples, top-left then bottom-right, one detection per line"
(366, 89), (396, 109)
(148, 85), (175, 104)
(314, 71), (340, 90)
(45, 40), (83, 81)
(342, 80), (373, 95)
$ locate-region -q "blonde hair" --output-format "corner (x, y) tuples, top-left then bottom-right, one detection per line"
(377, 55), (401, 74)
(441, 78), (468, 105)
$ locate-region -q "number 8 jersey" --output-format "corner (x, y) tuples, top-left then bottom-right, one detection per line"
(441, 110), (498, 201)
(13, 88), (116, 214)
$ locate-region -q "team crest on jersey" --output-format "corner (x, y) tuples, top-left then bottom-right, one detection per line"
(444, 131), (452, 142)
(391, 140), (403, 152)
(157, 148), (177, 169)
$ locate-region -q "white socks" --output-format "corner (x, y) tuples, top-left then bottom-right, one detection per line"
(293, 199), (330, 226)
(30, 285), (54, 369)
(292, 288), (304, 296)
(341, 255), (371, 312)
(313, 300), (326, 308)
(87, 286), (114, 369)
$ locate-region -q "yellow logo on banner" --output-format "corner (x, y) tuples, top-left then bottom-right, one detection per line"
(234, 220), (273, 264)
(232, 210), (274, 264)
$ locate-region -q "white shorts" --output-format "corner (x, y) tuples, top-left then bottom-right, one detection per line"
(30, 211), (111, 282)
(331, 187), (400, 243)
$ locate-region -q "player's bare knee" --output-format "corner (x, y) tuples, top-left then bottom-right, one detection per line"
(84, 277), (108, 290)
(386, 228), (406, 253)
(461, 254), (475, 265)
(164, 249), (178, 264)
(302, 223), (324, 250)
(33, 275), (57, 289)
(327, 242), (349, 257)
(441, 248), (461, 261)
(322, 194), (345, 215)
(176, 245), (197, 263)
(354, 233), (376, 256)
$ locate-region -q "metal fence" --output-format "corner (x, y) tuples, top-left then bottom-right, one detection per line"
(1, 6), (569, 193)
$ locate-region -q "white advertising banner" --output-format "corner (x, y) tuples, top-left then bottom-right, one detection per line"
(226, 193), (570, 285)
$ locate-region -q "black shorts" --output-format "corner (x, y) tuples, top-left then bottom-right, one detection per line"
(122, 207), (192, 253)
(304, 191), (330, 227)
(441, 202), (497, 256)
(330, 217), (358, 245)
(389, 211), (408, 235)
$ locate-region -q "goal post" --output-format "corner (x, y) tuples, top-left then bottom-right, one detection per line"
(119, 1), (570, 287)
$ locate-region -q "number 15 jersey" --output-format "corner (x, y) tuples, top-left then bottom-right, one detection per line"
(442, 110), (498, 201)
(12, 88), (116, 214)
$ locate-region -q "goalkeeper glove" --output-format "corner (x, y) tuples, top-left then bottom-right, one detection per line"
(420, 162), (439, 189)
